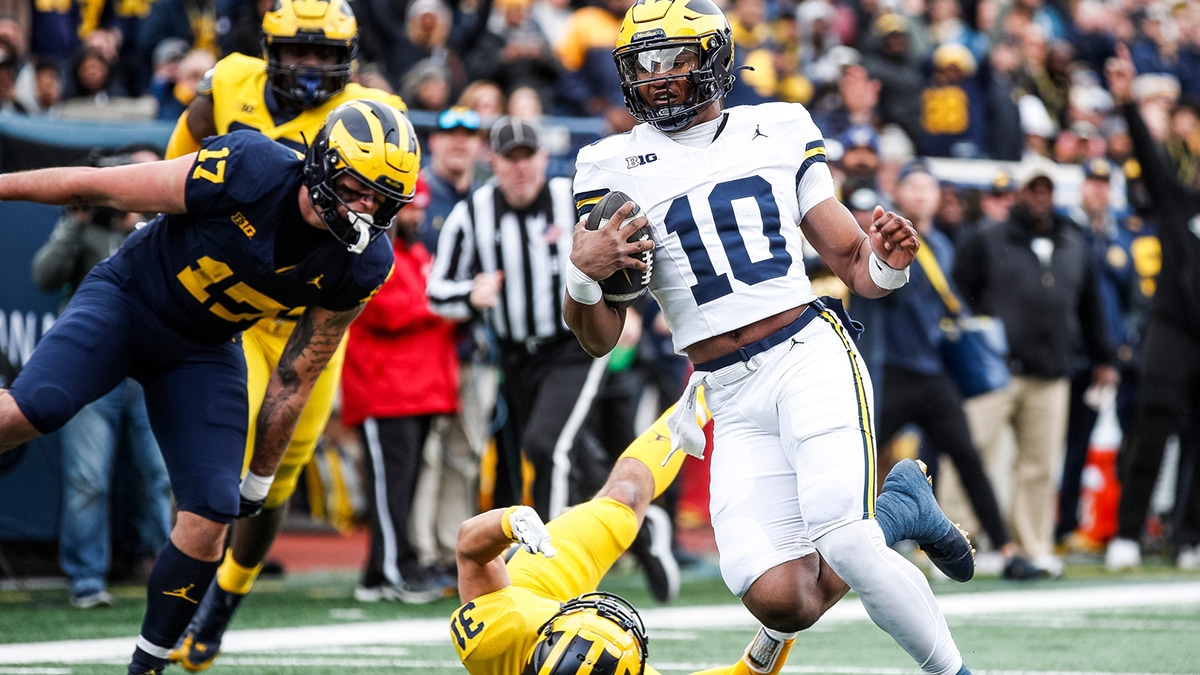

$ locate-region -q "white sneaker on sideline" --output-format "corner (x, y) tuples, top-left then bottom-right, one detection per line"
(1105, 537), (1142, 571)
(1177, 545), (1200, 571)
(1032, 554), (1064, 578)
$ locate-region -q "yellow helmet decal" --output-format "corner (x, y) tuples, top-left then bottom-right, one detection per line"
(262, 0), (357, 43)
(327, 100), (418, 197)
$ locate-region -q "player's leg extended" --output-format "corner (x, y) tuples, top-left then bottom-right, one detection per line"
(2, 277), (143, 451)
(507, 411), (685, 601)
(173, 323), (344, 670)
(786, 319), (967, 675)
(131, 339), (246, 675)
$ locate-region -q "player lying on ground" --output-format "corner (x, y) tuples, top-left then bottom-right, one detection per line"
(451, 407), (975, 674)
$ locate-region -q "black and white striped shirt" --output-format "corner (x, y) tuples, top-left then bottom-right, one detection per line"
(427, 176), (578, 345)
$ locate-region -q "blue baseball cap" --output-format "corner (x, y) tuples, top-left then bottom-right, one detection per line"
(839, 125), (880, 154)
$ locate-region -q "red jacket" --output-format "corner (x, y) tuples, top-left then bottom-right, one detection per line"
(341, 237), (460, 427)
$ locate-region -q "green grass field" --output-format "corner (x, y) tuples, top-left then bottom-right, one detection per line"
(2, 554), (1200, 674)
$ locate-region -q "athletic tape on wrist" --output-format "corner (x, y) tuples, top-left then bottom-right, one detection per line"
(869, 252), (910, 290)
(565, 258), (603, 305)
(240, 471), (274, 501)
(500, 505), (521, 541)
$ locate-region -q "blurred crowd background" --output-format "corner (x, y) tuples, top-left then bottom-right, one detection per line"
(0, 0), (1198, 605)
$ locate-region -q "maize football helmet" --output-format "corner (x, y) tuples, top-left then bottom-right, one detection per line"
(613, 0), (736, 132)
(261, 0), (358, 107)
(524, 592), (648, 675)
(305, 99), (420, 253)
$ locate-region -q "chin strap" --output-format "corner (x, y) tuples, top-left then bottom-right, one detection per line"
(345, 211), (374, 254)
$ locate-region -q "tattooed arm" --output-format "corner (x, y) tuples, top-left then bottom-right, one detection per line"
(247, 304), (363, 478)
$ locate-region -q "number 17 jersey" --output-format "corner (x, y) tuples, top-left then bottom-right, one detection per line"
(573, 102), (836, 354)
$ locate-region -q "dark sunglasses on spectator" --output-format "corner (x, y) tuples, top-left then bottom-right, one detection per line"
(438, 107), (482, 131)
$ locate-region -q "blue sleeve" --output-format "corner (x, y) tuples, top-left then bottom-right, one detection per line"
(184, 132), (304, 218)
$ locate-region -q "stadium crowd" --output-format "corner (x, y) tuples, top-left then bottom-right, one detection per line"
(0, 0), (1197, 634)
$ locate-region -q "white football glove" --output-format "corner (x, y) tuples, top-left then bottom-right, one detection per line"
(505, 506), (557, 558)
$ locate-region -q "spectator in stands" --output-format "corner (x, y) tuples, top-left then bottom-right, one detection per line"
(457, 79), (506, 123)
(796, 0), (846, 95)
(932, 179), (974, 246)
(508, 84), (543, 118)
(216, 0), (273, 58)
(147, 38), (187, 118)
(555, 0), (635, 130)
(975, 170), (1018, 231)
(66, 46), (111, 102)
(31, 57), (63, 117)
(984, 35), (1024, 161)
(463, 0), (559, 110)
(1105, 45), (1200, 572)
(952, 159), (1119, 577)
(342, 176), (457, 604)
(924, 0), (987, 62)
(418, 106), (486, 252)
(868, 161), (1045, 580)
(357, 0), (472, 99)
(136, 0), (219, 92)
(1070, 0), (1117, 76)
(862, 12), (924, 147)
(811, 61), (880, 140)
(0, 37), (26, 114)
(836, 124), (881, 199)
(153, 47), (214, 121)
(918, 43), (987, 158)
(1060, 158), (1156, 552)
(31, 147), (173, 609)
(992, 0), (1068, 44)
(401, 57), (453, 112)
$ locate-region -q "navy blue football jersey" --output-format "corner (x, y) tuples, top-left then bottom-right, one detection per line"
(96, 131), (393, 343)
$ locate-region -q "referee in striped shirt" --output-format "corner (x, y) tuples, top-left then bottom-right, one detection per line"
(427, 116), (609, 520)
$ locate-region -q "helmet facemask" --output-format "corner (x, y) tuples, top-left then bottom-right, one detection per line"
(613, 0), (736, 132)
(306, 141), (408, 254)
(304, 100), (419, 254)
(264, 39), (356, 108)
(260, 0), (359, 108)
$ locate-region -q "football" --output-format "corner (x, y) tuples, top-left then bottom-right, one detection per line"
(583, 191), (654, 307)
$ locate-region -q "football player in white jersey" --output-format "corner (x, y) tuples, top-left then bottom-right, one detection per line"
(565, 1), (976, 674)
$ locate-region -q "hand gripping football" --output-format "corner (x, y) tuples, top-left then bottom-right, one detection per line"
(583, 191), (654, 308)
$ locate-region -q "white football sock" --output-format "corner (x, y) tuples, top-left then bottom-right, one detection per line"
(814, 519), (965, 675)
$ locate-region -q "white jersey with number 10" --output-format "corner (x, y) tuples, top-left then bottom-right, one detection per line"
(573, 101), (837, 354)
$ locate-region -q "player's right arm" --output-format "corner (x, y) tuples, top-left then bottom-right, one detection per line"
(563, 202), (651, 357)
(0, 155), (193, 214)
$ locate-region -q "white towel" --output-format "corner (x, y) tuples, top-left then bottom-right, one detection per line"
(666, 370), (711, 460)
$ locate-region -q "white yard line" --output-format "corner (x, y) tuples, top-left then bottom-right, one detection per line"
(1, 581), (1198, 665)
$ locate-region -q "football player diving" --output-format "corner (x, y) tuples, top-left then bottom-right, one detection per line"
(0, 99), (419, 675)
(163, 0), (415, 670)
(453, 406), (975, 675)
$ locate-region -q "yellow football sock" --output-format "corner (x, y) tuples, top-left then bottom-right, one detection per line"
(618, 405), (687, 500)
(215, 549), (263, 596)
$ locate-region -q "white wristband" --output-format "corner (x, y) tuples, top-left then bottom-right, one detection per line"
(240, 471), (274, 501)
(869, 251), (909, 290)
(565, 257), (603, 305)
